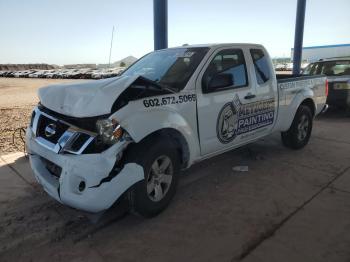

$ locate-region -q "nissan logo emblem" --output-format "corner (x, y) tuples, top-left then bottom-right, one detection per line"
(45, 123), (57, 138)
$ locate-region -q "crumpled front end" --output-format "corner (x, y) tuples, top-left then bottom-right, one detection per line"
(26, 106), (144, 213)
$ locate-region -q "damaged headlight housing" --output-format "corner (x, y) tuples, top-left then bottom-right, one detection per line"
(96, 118), (124, 144)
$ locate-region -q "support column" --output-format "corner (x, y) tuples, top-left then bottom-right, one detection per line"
(292, 0), (307, 76)
(153, 0), (168, 50)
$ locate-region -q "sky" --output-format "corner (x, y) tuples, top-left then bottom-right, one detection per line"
(0, 0), (349, 65)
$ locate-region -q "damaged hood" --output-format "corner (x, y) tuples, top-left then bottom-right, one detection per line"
(38, 75), (139, 117)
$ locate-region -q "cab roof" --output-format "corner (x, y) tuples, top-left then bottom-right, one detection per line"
(167, 43), (265, 50)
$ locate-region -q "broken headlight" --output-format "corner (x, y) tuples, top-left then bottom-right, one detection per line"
(96, 118), (124, 145)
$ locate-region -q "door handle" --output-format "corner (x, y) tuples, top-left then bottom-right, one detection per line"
(244, 93), (256, 100)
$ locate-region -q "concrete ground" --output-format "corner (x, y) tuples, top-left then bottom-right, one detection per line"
(0, 109), (350, 262)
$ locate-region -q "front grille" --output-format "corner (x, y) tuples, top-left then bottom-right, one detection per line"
(36, 114), (69, 144)
(38, 104), (105, 133)
(32, 107), (95, 155)
(69, 133), (91, 152)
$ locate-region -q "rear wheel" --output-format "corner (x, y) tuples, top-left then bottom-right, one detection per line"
(124, 137), (180, 217)
(281, 105), (313, 149)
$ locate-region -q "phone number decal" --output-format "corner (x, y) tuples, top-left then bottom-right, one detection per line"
(143, 94), (196, 108)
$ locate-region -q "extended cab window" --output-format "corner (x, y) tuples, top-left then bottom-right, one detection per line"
(202, 49), (248, 93)
(303, 63), (319, 75)
(250, 49), (270, 85)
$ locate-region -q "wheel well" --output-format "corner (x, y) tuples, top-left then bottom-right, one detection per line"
(300, 98), (315, 116)
(135, 128), (190, 169)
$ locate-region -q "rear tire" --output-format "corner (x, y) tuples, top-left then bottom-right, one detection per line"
(124, 136), (180, 217)
(281, 105), (313, 150)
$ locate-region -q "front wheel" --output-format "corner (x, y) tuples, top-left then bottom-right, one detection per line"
(281, 105), (313, 149)
(124, 137), (180, 217)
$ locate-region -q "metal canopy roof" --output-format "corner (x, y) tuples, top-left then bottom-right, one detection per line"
(153, 0), (307, 76)
(292, 43), (350, 50)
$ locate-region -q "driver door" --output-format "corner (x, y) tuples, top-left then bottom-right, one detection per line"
(196, 47), (259, 156)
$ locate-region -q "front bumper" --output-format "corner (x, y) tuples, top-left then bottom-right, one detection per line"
(26, 125), (144, 213)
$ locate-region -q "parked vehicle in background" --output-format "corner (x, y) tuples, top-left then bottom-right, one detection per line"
(26, 43), (328, 217)
(275, 62), (298, 72)
(28, 71), (43, 78)
(91, 69), (104, 79)
(69, 69), (84, 79)
(45, 70), (57, 79)
(38, 70), (50, 78)
(14, 70), (30, 78)
(301, 62), (309, 70)
(285, 63), (293, 71)
(54, 70), (67, 79)
(24, 70), (36, 78)
(5, 71), (15, 77)
(303, 58), (350, 111)
(13, 71), (24, 78)
(275, 64), (287, 71)
(0, 67), (127, 80)
(80, 69), (95, 79)
(67, 69), (80, 79)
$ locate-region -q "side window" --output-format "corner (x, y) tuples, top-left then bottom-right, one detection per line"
(202, 49), (248, 93)
(313, 63), (322, 74)
(250, 49), (270, 85)
(302, 64), (313, 75)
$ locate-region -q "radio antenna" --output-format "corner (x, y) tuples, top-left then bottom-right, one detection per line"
(108, 26), (115, 68)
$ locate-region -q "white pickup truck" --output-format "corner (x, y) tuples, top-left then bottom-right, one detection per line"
(26, 44), (328, 217)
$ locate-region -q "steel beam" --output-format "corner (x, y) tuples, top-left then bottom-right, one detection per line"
(292, 0), (307, 75)
(153, 0), (168, 50)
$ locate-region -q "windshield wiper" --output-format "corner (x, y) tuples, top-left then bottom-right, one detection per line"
(155, 82), (178, 94)
(137, 76), (178, 94)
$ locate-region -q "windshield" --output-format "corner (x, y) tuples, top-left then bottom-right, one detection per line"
(303, 60), (350, 76)
(121, 47), (209, 90)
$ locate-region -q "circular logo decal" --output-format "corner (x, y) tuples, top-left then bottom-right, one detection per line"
(216, 102), (238, 144)
(45, 123), (57, 138)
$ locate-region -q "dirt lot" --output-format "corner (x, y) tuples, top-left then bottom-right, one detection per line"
(0, 78), (86, 154)
(0, 78), (350, 262)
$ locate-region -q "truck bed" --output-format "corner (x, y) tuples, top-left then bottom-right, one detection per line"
(274, 73), (327, 133)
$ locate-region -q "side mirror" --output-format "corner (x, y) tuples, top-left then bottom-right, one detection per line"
(207, 73), (234, 92)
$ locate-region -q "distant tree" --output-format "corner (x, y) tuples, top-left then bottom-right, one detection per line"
(120, 61), (126, 67)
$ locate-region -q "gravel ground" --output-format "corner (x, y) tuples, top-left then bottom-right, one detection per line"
(0, 107), (32, 154)
(0, 78), (86, 155)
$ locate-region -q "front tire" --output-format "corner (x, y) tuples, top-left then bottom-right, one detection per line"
(124, 137), (180, 217)
(281, 105), (313, 149)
